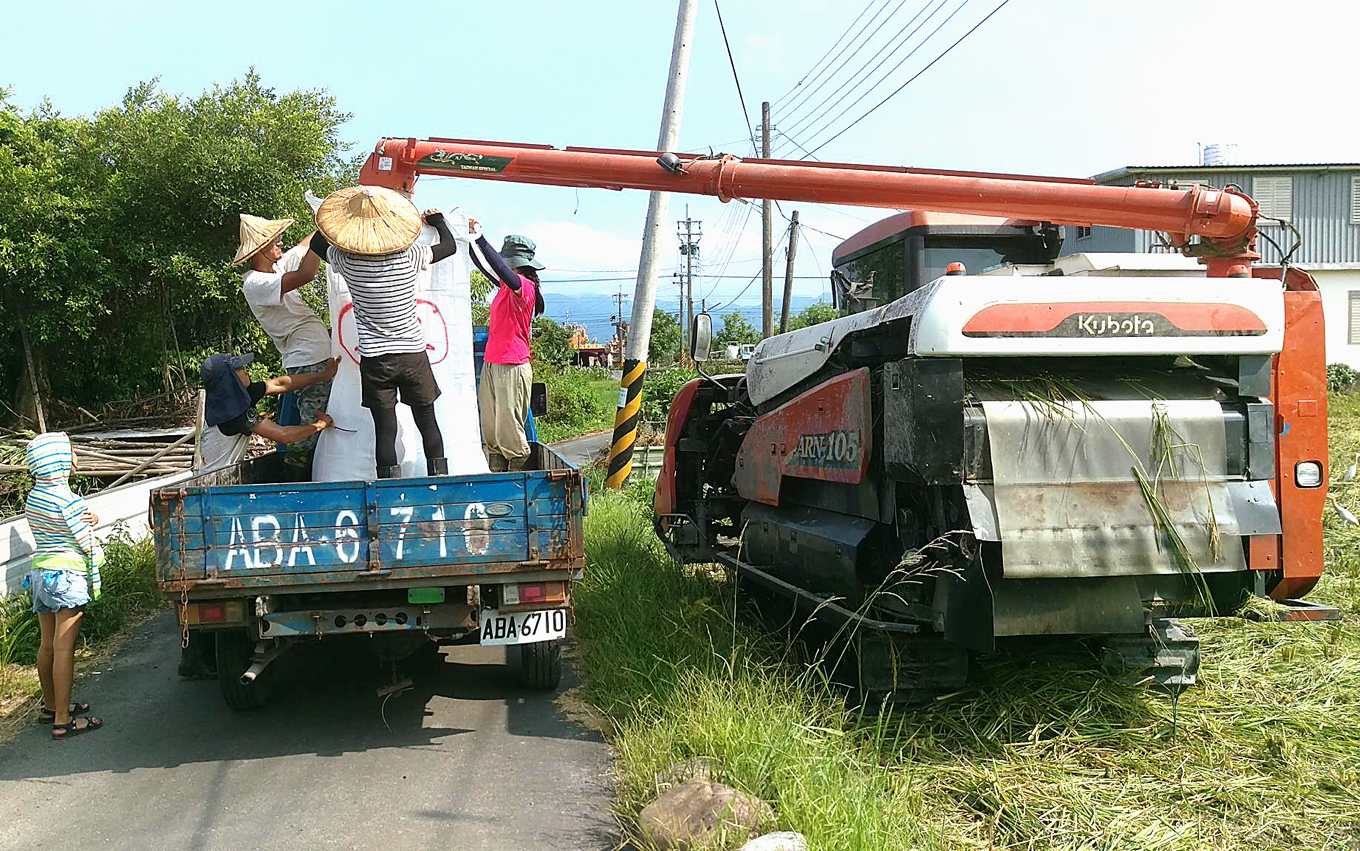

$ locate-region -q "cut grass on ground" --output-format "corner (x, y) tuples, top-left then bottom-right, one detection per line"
(572, 404), (1360, 849)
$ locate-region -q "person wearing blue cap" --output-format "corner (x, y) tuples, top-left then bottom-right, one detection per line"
(196, 353), (338, 473)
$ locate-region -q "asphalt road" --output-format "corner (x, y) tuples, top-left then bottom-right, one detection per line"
(0, 612), (619, 850)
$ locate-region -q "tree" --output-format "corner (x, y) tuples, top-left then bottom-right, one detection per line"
(788, 302), (840, 331)
(0, 72), (357, 416)
(470, 269), (492, 326)
(648, 309), (682, 365)
(714, 311), (760, 346)
(532, 316), (575, 370)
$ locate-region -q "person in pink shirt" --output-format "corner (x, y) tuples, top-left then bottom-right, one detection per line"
(467, 222), (545, 471)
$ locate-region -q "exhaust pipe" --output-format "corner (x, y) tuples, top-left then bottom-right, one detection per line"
(240, 640), (284, 685)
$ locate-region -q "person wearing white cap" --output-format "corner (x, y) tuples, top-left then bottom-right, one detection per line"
(232, 214), (335, 473)
(311, 186), (460, 478)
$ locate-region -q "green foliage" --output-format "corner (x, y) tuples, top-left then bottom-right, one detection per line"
(0, 72), (357, 411)
(713, 311), (760, 347)
(787, 301), (839, 330)
(532, 316), (575, 370)
(470, 269), (492, 326)
(641, 366), (697, 425)
(536, 365), (615, 443)
(1328, 363), (1358, 394)
(648, 309), (682, 366)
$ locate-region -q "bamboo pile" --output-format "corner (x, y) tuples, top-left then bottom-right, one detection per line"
(0, 430), (195, 479)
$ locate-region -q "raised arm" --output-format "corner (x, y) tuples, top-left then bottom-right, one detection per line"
(423, 211), (459, 263)
(262, 358), (339, 395)
(252, 414), (334, 446)
(466, 221), (521, 291)
(279, 232), (324, 294)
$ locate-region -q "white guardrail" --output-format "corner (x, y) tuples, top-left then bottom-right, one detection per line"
(0, 470), (192, 597)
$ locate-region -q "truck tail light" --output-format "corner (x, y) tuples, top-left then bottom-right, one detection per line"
(501, 582), (568, 608)
(185, 600), (245, 626)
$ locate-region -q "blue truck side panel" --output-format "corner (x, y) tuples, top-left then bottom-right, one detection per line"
(153, 446), (583, 591)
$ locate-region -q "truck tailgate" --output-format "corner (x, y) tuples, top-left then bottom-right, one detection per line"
(153, 447), (584, 592)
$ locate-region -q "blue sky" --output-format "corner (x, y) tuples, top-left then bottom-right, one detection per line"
(8, 0), (1356, 299)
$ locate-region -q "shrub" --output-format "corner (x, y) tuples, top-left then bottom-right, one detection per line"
(641, 366), (697, 425)
(1328, 363), (1359, 394)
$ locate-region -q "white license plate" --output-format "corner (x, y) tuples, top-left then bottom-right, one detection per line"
(479, 607), (568, 646)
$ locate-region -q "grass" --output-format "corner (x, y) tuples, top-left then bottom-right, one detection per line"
(572, 400), (1360, 849)
(0, 534), (162, 712)
(537, 367), (619, 445)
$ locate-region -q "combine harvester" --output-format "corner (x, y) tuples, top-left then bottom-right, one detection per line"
(359, 138), (1334, 701)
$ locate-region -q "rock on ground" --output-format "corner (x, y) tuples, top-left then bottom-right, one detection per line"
(740, 831), (809, 851)
(638, 779), (775, 850)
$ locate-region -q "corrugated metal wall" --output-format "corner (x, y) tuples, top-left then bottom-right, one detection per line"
(1059, 169), (1360, 264)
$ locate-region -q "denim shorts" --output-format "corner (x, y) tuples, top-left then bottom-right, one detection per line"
(25, 569), (91, 614)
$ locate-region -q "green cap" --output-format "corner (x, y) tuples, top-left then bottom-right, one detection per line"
(499, 234), (545, 270)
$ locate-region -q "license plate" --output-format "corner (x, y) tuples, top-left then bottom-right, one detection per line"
(479, 607), (568, 646)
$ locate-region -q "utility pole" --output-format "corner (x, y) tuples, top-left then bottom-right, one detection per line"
(677, 205), (701, 357)
(779, 209), (800, 334)
(606, 0), (697, 490)
(760, 100), (773, 338)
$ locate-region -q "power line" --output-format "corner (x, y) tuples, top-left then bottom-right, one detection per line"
(772, 0), (884, 107)
(804, 0), (1013, 158)
(709, 222), (791, 314)
(778, 0), (911, 123)
(779, 0), (949, 141)
(713, 0), (759, 154)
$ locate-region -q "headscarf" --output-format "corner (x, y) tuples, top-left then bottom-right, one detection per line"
(202, 353), (256, 427)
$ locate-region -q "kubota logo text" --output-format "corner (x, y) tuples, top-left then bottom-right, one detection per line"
(1073, 313), (1159, 336)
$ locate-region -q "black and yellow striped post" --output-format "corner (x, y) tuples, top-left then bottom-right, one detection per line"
(605, 358), (647, 489)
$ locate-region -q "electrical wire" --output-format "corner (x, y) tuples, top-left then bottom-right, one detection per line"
(803, 0), (1013, 159)
(713, 0), (759, 155)
(779, 0), (949, 141)
(796, 0), (967, 147)
(778, 0), (912, 121)
(707, 223), (792, 314)
(772, 0), (885, 107)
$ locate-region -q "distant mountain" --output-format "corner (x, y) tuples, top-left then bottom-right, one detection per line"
(539, 292), (824, 344)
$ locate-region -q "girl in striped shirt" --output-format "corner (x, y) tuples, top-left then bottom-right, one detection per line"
(23, 432), (105, 739)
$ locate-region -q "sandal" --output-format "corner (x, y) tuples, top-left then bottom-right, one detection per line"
(51, 716), (103, 740)
(38, 702), (91, 723)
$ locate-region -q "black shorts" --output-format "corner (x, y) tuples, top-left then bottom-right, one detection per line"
(359, 352), (442, 409)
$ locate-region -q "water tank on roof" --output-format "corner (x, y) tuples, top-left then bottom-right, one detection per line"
(1199, 143), (1238, 167)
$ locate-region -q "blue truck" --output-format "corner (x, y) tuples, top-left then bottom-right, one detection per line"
(151, 444), (584, 709)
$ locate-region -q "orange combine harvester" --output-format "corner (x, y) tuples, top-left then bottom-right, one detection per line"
(360, 137), (1332, 702)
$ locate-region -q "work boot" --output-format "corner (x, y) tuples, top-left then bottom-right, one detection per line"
(487, 452), (508, 472)
(377, 465), (403, 479)
(427, 457), (448, 476)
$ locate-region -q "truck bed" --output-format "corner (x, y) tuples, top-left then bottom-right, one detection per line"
(152, 444), (585, 600)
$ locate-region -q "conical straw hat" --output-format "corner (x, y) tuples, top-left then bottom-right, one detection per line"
(315, 186), (422, 256)
(232, 214), (295, 265)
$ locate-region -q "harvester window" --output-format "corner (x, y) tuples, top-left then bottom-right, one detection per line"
(1075, 225), (1093, 240)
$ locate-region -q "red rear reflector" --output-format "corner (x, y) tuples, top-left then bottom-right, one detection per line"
(519, 584), (545, 602)
(199, 603), (226, 623)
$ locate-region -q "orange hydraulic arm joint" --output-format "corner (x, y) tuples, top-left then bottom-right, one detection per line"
(359, 137), (1260, 272)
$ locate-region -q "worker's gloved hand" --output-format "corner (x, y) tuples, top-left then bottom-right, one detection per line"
(465, 217), (483, 241)
(422, 209), (445, 225)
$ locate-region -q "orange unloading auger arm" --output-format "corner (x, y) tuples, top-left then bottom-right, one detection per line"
(358, 136), (1261, 275)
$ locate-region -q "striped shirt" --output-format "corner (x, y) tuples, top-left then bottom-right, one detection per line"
(24, 433), (95, 571)
(328, 244), (434, 357)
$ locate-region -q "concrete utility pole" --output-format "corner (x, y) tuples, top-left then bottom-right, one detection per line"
(761, 100), (774, 338)
(779, 209), (800, 334)
(677, 206), (701, 358)
(606, 0), (697, 490)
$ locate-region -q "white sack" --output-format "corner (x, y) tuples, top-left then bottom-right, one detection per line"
(312, 210), (488, 481)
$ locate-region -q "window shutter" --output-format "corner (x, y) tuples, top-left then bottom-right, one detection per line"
(1254, 176), (1293, 221)
(1351, 176), (1360, 225)
(1349, 292), (1360, 345)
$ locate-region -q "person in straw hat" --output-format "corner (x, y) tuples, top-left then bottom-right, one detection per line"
(466, 220), (546, 471)
(311, 185), (460, 478)
(233, 213), (335, 474)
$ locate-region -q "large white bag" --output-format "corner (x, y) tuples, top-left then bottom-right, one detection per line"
(311, 211), (488, 481)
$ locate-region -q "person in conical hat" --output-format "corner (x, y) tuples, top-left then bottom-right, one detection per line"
(310, 185), (460, 479)
(234, 213), (334, 475)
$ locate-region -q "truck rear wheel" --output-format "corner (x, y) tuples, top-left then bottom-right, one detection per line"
(517, 639), (562, 690)
(215, 629), (270, 711)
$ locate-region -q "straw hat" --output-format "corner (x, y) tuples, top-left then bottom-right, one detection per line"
(232, 214), (295, 265)
(315, 186), (422, 256)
